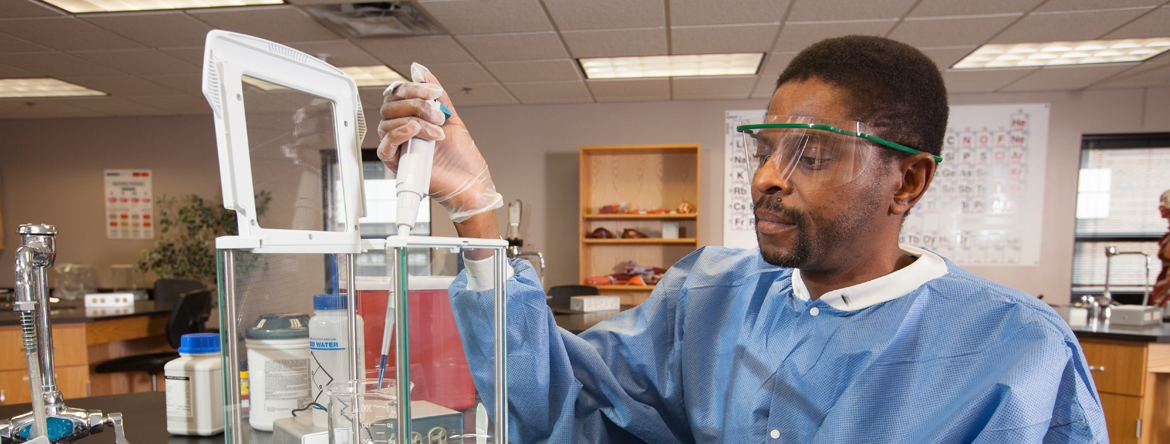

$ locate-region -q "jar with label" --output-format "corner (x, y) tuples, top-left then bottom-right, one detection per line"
(165, 333), (224, 436)
(309, 294), (365, 428)
(245, 313), (311, 432)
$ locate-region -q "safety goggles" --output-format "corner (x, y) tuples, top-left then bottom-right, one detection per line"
(736, 115), (942, 191)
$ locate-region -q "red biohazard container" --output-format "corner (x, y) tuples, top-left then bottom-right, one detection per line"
(353, 276), (477, 411)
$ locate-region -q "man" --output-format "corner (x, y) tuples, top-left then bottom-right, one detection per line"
(378, 36), (1107, 442)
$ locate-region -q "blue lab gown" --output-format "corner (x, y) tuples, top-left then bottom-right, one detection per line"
(449, 247), (1108, 443)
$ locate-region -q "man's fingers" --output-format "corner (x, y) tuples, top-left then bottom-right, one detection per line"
(380, 97), (446, 125)
(411, 62), (459, 120)
(389, 82), (444, 102)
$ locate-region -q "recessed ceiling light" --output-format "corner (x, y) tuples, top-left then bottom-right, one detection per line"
(953, 38), (1170, 69)
(41, 0), (282, 13)
(578, 53), (764, 79)
(0, 78), (106, 98)
(242, 65), (407, 91)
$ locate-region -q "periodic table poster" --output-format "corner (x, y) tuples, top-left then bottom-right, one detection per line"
(900, 104), (1049, 266)
(723, 104), (1049, 267)
(104, 169), (154, 239)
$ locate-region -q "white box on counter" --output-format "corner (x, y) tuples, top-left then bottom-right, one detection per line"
(570, 295), (621, 312)
(1110, 305), (1163, 326)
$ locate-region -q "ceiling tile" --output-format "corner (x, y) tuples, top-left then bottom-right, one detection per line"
(561, 28), (667, 58)
(483, 59), (581, 83)
(773, 20), (897, 52)
(0, 33), (49, 54)
(587, 78), (670, 102)
(942, 68), (1035, 93)
(0, 62), (37, 77)
(542, 0), (663, 30)
(288, 40), (382, 67)
(124, 94), (211, 115)
(1036, 0), (1165, 12)
(919, 46), (976, 70)
(438, 83), (518, 106)
(990, 8), (1152, 44)
(396, 62), (494, 85)
(68, 49), (197, 76)
(187, 5), (341, 43)
(758, 52), (798, 76)
(0, 52), (123, 77)
(0, 17), (144, 51)
(0, 0), (66, 18)
(1104, 6), (1170, 39)
(505, 80), (592, 104)
(671, 0), (789, 26)
(160, 47), (205, 65)
(419, 0), (552, 35)
(787, 0), (918, 21)
(355, 36), (474, 65)
(61, 96), (166, 116)
(1088, 63), (1170, 89)
(671, 24), (779, 54)
(80, 11), (213, 49)
(0, 99), (97, 119)
(139, 74), (203, 95)
(999, 64), (1136, 91)
(55, 75), (181, 96)
(909, 0), (1046, 17)
(888, 15), (1021, 48)
(672, 76), (756, 99)
(456, 32), (568, 62)
(751, 77), (777, 99)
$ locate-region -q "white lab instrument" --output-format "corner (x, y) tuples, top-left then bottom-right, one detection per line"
(165, 333), (225, 436)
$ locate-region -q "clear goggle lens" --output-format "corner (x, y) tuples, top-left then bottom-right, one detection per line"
(738, 116), (879, 190)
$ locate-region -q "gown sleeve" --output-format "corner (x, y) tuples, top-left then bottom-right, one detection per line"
(449, 256), (696, 444)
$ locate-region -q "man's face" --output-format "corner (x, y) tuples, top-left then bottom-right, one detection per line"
(751, 78), (893, 270)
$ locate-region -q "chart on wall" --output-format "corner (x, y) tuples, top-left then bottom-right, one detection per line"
(723, 104), (1049, 266)
(104, 169), (154, 240)
(902, 103), (1049, 266)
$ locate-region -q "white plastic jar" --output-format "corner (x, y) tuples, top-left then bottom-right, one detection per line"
(244, 313), (311, 432)
(309, 294), (365, 428)
(165, 333), (224, 436)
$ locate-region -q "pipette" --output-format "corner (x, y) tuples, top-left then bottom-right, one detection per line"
(377, 79), (450, 389)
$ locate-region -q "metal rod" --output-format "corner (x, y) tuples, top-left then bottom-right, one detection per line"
(218, 249), (244, 444)
(345, 253), (359, 382)
(493, 249), (508, 444)
(394, 246), (411, 444)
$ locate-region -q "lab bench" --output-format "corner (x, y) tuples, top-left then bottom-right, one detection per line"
(0, 302), (173, 403)
(1064, 311), (1170, 444)
(0, 392), (221, 443)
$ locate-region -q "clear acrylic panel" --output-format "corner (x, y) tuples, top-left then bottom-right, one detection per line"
(240, 75), (347, 232)
(218, 244), (508, 444)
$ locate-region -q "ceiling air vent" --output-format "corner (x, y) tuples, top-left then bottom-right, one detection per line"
(303, 2), (443, 39)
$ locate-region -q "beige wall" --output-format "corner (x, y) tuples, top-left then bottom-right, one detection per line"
(2, 86), (1169, 303)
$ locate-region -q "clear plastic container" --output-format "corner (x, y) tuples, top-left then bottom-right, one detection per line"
(310, 294), (365, 427)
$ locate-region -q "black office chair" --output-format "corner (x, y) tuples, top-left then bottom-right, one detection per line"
(547, 285), (600, 313)
(95, 289), (214, 391)
(154, 279), (204, 309)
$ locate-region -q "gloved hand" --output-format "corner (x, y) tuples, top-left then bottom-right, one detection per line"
(377, 62), (503, 223)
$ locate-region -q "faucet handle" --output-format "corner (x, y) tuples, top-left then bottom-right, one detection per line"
(106, 413), (129, 444)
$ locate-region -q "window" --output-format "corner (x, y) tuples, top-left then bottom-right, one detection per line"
(1072, 133), (1170, 303)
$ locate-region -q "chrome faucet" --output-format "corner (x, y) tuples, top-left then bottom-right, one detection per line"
(505, 199), (546, 284)
(1103, 246), (1154, 306)
(1, 224), (131, 444)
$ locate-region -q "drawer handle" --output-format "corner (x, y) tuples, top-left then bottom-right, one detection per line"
(1090, 365), (1106, 372)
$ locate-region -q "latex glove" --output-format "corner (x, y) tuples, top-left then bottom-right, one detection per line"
(377, 63), (503, 223)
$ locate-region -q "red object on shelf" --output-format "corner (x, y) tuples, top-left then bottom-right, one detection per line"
(353, 276), (477, 411)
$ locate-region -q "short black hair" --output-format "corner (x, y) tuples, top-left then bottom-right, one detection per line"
(775, 35), (948, 158)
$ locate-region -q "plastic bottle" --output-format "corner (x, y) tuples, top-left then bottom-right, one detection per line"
(245, 313), (311, 432)
(309, 294), (364, 428)
(165, 333), (224, 436)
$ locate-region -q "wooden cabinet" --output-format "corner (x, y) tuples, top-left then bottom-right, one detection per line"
(1078, 338), (1170, 443)
(579, 144), (700, 306)
(0, 324), (89, 405)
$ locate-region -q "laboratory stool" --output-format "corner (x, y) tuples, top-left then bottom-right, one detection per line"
(94, 289), (213, 391)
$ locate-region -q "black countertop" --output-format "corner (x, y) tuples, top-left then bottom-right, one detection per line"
(0, 301), (171, 326)
(1055, 306), (1170, 343)
(0, 392), (222, 444)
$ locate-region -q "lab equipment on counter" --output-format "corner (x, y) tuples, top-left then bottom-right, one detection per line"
(54, 264), (96, 302)
(505, 199), (545, 284)
(203, 29), (513, 444)
(570, 295), (620, 312)
(245, 313), (312, 431)
(165, 333), (225, 436)
(309, 295), (365, 427)
(1, 224), (132, 444)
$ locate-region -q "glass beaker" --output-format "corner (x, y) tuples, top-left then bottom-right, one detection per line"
(54, 264), (96, 302)
(324, 379), (411, 444)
